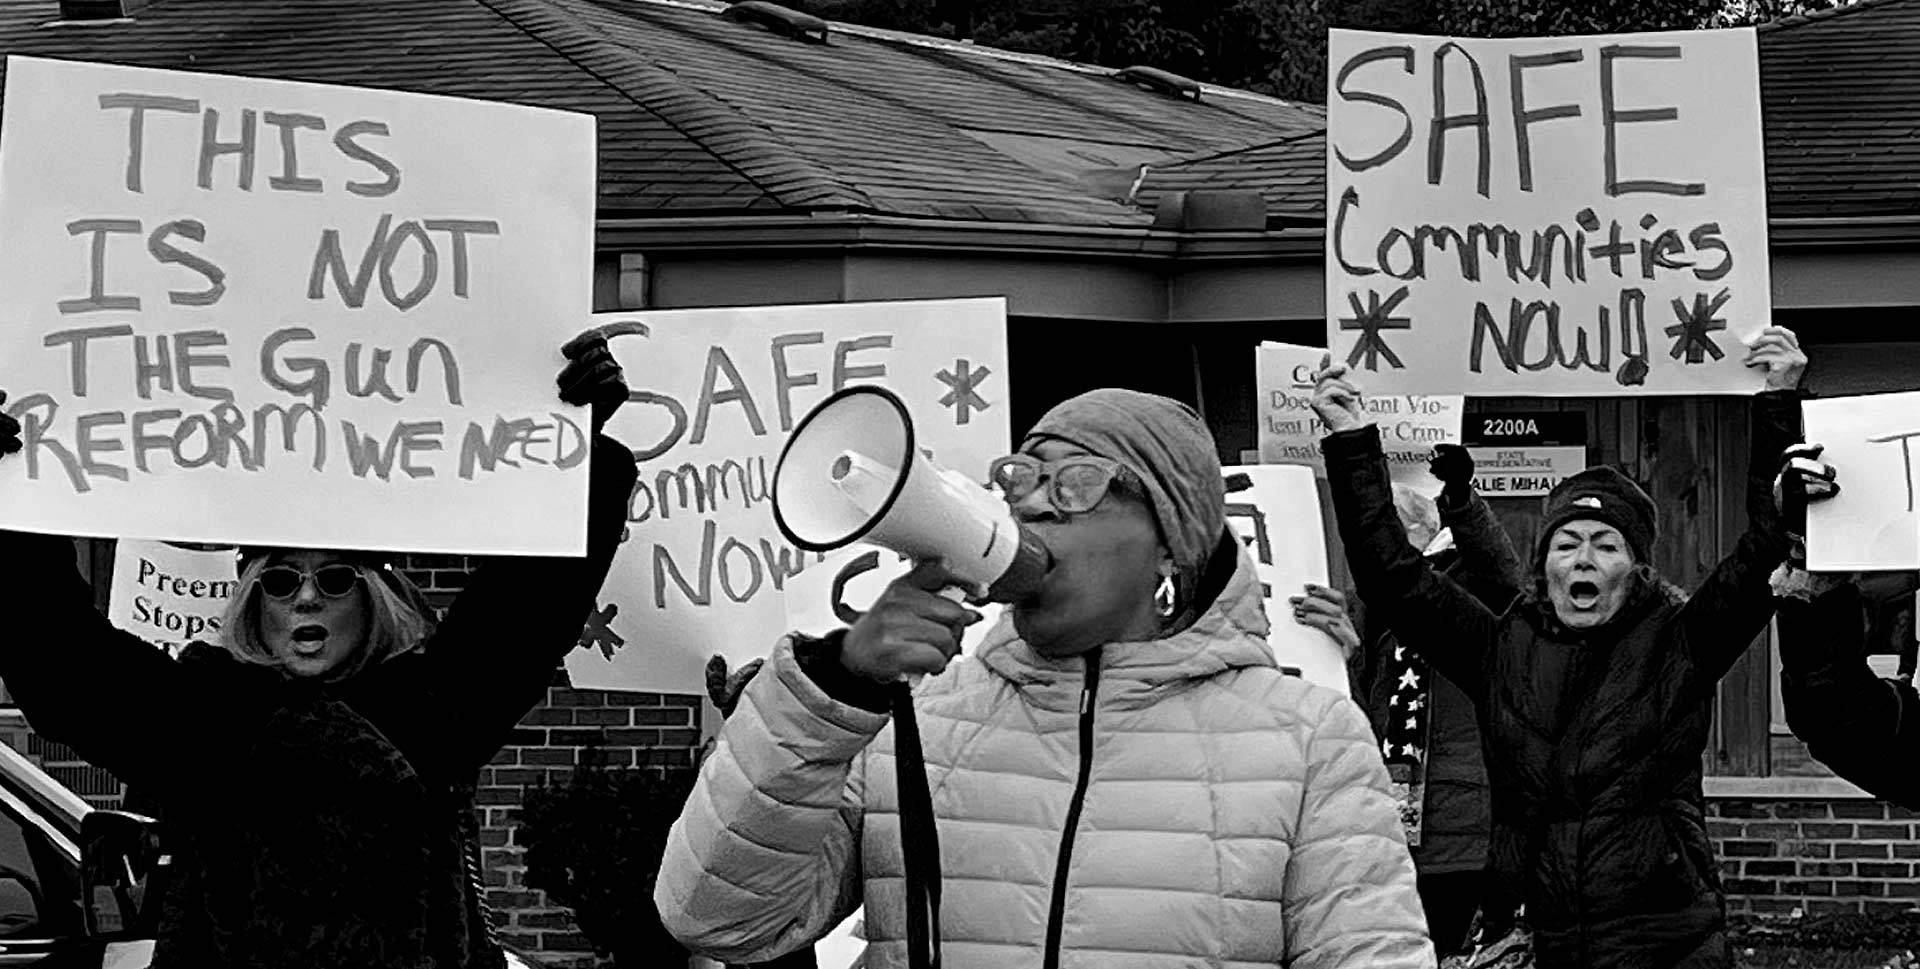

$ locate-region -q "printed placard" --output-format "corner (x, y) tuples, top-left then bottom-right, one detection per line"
(1255, 341), (1462, 499)
(107, 539), (238, 656)
(1326, 29), (1770, 397)
(0, 57), (597, 554)
(1225, 464), (1346, 696)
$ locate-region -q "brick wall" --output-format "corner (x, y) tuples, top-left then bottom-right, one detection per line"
(1708, 798), (1920, 918)
(399, 556), (708, 969)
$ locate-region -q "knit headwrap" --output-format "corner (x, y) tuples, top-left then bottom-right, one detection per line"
(1022, 389), (1225, 601)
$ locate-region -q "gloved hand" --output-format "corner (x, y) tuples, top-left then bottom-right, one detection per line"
(1775, 442), (1839, 540)
(704, 654), (764, 720)
(1429, 443), (1475, 505)
(0, 391), (18, 458)
(557, 331), (628, 434)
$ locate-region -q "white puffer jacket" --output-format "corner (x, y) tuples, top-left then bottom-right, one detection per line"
(656, 548), (1434, 969)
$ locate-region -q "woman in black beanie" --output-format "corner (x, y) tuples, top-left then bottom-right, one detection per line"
(1313, 326), (1812, 969)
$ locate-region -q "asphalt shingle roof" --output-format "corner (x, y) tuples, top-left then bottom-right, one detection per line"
(0, 0), (1906, 229)
(0, 0), (1321, 226)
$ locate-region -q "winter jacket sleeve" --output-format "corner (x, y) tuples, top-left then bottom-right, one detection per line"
(411, 432), (638, 770)
(1323, 425), (1501, 706)
(0, 529), (231, 795)
(1675, 391), (1801, 693)
(1778, 582), (1920, 808)
(1440, 490), (1526, 614)
(655, 634), (881, 964)
(1282, 689), (1436, 969)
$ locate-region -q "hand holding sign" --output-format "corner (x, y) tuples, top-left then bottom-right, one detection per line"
(0, 392), (18, 458)
(1289, 584), (1361, 660)
(557, 330), (629, 434)
(1743, 325), (1808, 392)
(1309, 356), (1370, 434)
(1776, 442), (1840, 540)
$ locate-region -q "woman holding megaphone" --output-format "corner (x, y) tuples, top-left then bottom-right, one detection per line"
(0, 332), (637, 969)
(657, 388), (1432, 969)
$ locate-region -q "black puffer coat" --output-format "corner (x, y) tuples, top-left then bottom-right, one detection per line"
(0, 433), (636, 969)
(1323, 392), (1800, 969)
(1778, 581), (1920, 807)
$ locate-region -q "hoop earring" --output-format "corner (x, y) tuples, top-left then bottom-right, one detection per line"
(1154, 574), (1177, 618)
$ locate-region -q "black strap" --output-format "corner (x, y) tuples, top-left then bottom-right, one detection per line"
(892, 682), (942, 969)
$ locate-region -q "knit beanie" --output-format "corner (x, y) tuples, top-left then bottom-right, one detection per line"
(1534, 466), (1657, 568)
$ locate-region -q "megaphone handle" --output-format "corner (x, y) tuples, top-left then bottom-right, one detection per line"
(899, 586), (969, 688)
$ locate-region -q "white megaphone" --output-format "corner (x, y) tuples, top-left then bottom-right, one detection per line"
(772, 385), (1052, 604)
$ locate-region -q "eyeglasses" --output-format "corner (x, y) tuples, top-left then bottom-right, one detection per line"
(988, 453), (1135, 514)
(258, 564), (362, 600)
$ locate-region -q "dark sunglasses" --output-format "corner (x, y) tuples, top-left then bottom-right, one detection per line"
(258, 564), (362, 600)
(988, 453), (1136, 514)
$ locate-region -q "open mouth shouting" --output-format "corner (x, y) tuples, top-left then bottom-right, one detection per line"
(288, 624), (330, 655)
(1566, 581), (1602, 610)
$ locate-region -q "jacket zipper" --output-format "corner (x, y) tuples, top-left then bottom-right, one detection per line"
(1042, 647), (1102, 969)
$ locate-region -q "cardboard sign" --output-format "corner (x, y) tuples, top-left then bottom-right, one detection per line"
(1224, 464), (1346, 696)
(1255, 341), (1462, 499)
(567, 299), (1010, 695)
(1326, 29), (1771, 397)
(1805, 391), (1920, 572)
(0, 57), (598, 554)
(107, 539), (238, 656)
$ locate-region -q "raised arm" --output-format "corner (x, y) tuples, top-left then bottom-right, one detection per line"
(1676, 386), (1803, 690)
(407, 334), (639, 769)
(0, 529), (223, 795)
(1313, 363), (1500, 704)
(1431, 446), (1526, 613)
(1777, 581), (1920, 808)
(655, 635), (876, 963)
(420, 430), (636, 768)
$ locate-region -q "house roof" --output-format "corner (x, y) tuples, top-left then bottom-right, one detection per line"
(0, 0), (1907, 237)
(0, 0), (1319, 228)
(1757, 0), (1920, 219)
(1137, 0), (1920, 229)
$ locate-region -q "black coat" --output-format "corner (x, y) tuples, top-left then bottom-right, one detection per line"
(1348, 493), (1524, 876)
(1323, 392), (1800, 969)
(1778, 581), (1920, 807)
(0, 433), (636, 969)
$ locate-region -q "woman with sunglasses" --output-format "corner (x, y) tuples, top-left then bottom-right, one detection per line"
(0, 333), (637, 969)
(658, 388), (1431, 968)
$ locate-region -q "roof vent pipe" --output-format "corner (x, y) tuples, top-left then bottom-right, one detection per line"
(1113, 66), (1202, 102)
(55, 0), (149, 21)
(723, 1), (831, 44)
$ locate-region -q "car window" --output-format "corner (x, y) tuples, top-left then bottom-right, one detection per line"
(0, 803), (81, 939)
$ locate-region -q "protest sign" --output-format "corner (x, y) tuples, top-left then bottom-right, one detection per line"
(1326, 29), (1770, 397)
(1255, 341), (1461, 499)
(107, 539), (238, 656)
(0, 56), (597, 554)
(1804, 391), (1920, 572)
(1224, 464), (1346, 696)
(568, 298), (1009, 695)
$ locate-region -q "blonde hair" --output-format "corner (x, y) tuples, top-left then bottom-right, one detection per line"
(217, 557), (434, 682)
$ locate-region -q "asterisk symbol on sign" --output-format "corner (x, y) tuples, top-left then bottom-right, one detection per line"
(578, 602), (625, 660)
(937, 359), (992, 426)
(1339, 286), (1413, 371)
(1665, 289), (1732, 365)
